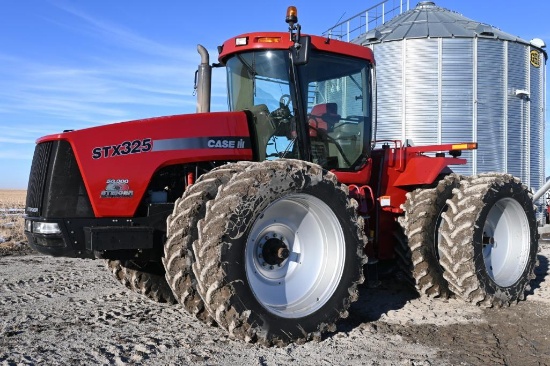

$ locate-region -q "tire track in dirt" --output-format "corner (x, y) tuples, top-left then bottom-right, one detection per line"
(0, 256), (185, 365)
(355, 244), (550, 366)
(0, 255), (439, 365)
(1, 244), (548, 365)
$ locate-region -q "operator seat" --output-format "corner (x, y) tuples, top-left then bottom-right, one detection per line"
(308, 103), (341, 169)
(308, 103), (340, 137)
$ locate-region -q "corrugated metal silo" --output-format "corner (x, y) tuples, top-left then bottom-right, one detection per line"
(352, 1), (546, 194)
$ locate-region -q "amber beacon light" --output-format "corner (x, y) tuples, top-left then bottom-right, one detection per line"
(286, 6), (298, 26)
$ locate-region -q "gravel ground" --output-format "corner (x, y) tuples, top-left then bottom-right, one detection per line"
(0, 242), (549, 365)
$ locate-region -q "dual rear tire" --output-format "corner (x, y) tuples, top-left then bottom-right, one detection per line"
(400, 173), (538, 307)
(438, 174), (538, 306)
(398, 174), (461, 297)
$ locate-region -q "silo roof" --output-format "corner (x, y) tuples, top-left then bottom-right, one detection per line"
(355, 1), (532, 46)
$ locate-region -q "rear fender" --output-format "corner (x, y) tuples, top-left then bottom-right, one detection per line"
(393, 155), (464, 187)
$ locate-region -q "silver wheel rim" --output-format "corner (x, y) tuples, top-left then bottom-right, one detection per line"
(245, 193), (346, 318)
(482, 197), (531, 287)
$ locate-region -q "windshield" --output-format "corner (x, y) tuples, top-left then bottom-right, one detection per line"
(227, 50), (291, 112)
(226, 50), (296, 160)
(225, 49), (372, 170)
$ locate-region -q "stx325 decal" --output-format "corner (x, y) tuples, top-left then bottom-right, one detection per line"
(92, 138), (152, 159)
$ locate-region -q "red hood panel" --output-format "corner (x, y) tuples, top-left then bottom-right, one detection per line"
(38, 112), (252, 217)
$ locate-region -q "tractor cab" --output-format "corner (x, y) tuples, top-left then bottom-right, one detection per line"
(216, 7), (375, 172)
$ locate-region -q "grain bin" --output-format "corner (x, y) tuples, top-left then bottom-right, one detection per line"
(352, 1), (546, 194)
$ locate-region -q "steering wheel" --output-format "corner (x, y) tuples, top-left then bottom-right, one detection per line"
(270, 94), (292, 121)
(279, 94), (291, 108)
(270, 94), (293, 136)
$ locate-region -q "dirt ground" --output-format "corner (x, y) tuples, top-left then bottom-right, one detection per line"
(1, 190), (549, 365)
(0, 240), (548, 365)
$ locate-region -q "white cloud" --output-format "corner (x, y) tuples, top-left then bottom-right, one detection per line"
(52, 3), (195, 60)
(0, 150), (33, 160)
(0, 1), (225, 128)
(0, 137), (34, 144)
(2, 0), (236, 131)
(0, 56), (208, 128)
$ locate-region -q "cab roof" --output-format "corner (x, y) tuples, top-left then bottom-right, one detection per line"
(218, 32), (375, 64)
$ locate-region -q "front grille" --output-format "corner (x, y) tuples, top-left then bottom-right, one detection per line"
(26, 142), (53, 217)
(26, 140), (93, 218)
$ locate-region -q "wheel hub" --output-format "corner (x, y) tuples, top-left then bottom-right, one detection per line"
(483, 233), (496, 248)
(257, 232), (289, 270)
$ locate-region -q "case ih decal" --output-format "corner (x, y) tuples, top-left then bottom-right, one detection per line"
(152, 137), (251, 151)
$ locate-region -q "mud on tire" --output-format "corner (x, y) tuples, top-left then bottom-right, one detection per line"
(163, 162), (253, 322)
(105, 259), (176, 303)
(439, 173), (538, 307)
(398, 174), (462, 297)
(192, 159), (366, 345)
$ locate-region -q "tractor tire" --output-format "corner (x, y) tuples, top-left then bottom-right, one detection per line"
(399, 174), (462, 297)
(105, 259), (176, 303)
(192, 159), (366, 345)
(439, 173), (538, 307)
(393, 227), (415, 287)
(163, 162), (253, 322)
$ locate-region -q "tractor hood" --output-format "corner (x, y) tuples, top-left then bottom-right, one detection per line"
(35, 111), (253, 217)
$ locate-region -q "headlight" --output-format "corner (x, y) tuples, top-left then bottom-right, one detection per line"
(235, 37), (248, 46)
(32, 222), (62, 235)
(25, 220), (32, 232)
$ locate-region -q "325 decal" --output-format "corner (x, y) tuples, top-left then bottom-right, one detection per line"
(92, 138), (152, 159)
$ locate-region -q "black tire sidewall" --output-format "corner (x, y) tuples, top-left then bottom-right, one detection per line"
(221, 178), (362, 342)
(428, 180), (457, 271)
(472, 181), (538, 299)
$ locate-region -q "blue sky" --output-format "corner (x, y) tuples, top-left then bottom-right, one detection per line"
(1, 0), (549, 189)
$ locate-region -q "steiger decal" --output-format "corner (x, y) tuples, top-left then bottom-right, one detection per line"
(100, 179), (134, 198)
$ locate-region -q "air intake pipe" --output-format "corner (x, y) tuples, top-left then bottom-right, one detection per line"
(533, 179), (550, 202)
(196, 44), (211, 113)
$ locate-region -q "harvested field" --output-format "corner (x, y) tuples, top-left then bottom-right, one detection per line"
(0, 190), (33, 256)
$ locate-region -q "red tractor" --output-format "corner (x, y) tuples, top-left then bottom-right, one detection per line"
(24, 7), (538, 345)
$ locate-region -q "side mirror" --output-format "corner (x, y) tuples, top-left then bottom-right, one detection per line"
(291, 36), (311, 65)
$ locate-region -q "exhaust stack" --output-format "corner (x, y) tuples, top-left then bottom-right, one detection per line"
(533, 179), (550, 202)
(196, 44), (212, 113)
